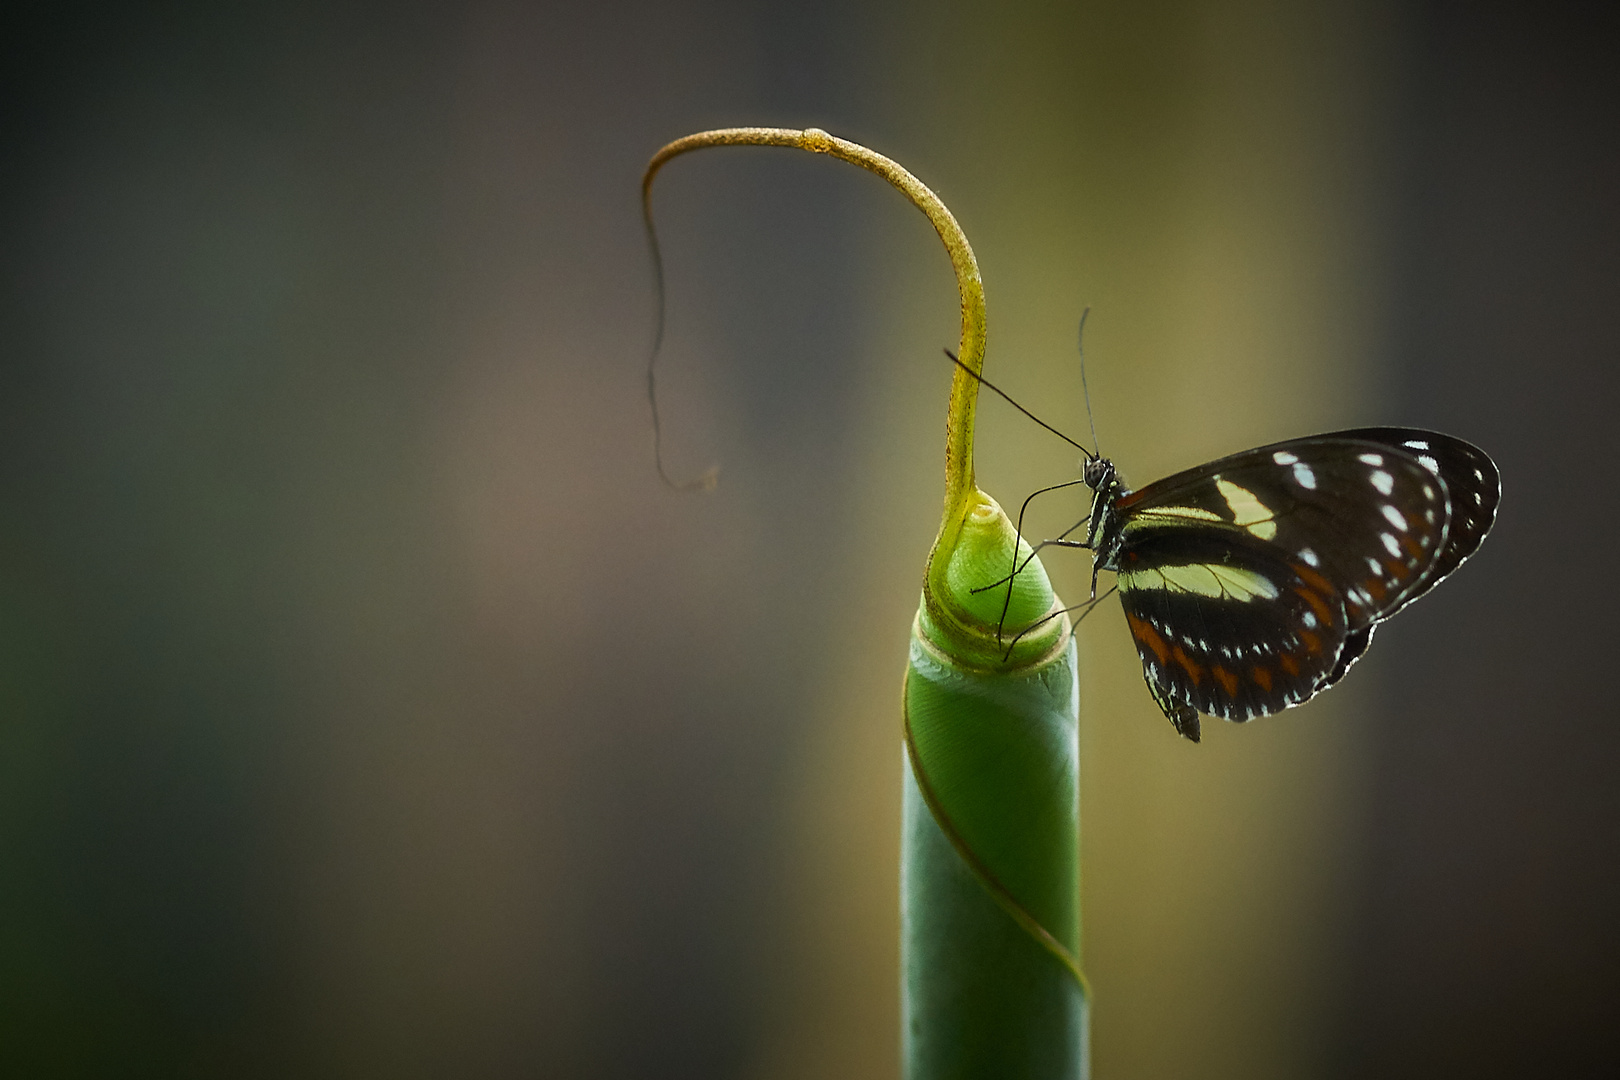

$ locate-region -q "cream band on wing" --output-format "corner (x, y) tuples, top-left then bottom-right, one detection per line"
(1129, 505), (1223, 525)
(1215, 478), (1278, 540)
(1118, 562), (1281, 602)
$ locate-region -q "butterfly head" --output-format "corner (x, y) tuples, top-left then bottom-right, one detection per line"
(1083, 455), (1117, 492)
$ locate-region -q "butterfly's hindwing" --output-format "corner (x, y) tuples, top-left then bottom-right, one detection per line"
(1321, 623), (1375, 690)
(1115, 527), (1349, 731)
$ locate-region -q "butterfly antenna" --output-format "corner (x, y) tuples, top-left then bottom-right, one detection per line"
(942, 349), (1093, 460)
(1077, 307), (1101, 460)
(940, 344), (1096, 643)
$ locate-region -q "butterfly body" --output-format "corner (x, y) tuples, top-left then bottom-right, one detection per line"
(1077, 428), (1499, 741)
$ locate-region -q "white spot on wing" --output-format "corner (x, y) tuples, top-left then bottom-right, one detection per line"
(1418, 454), (1441, 475)
(1381, 533), (1401, 557)
(1403, 439), (1429, 451)
(1366, 556), (1382, 574)
(1273, 450), (1299, 465)
(1358, 453), (1384, 466)
(1381, 505), (1409, 531)
(1299, 547), (1320, 567)
(1292, 463), (1317, 489)
(1303, 611), (1318, 628)
(1370, 469), (1394, 495)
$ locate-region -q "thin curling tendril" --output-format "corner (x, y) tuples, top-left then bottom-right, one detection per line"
(641, 127), (988, 530)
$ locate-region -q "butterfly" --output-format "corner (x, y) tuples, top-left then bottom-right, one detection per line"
(1053, 428), (1500, 741)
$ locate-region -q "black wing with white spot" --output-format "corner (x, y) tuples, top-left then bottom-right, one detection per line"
(1327, 428), (1500, 614)
(1098, 427), (1497, 738)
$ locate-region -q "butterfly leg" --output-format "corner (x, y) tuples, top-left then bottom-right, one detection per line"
(970, 535), (1091, 595)
(998, 585), (1118, 662)
(1017, 536), (1095, 598)
(979, 532), (1094, 645)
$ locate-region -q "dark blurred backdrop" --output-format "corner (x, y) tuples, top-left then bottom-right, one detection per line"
(1, 2), (1615, 1078)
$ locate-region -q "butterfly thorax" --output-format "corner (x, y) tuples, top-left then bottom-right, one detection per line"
(1083, 457), (1131, 572)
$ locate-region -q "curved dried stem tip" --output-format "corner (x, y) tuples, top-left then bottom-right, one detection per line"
(642, 127), (988, 519)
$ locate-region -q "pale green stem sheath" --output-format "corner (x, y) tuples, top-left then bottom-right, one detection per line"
(905, 497), (1086, 1079)
(644, 128), (1086, 1078)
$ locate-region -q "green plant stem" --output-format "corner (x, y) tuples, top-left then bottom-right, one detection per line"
(644, 127), (1086, 1078)
(904, 494), (1087, 1079)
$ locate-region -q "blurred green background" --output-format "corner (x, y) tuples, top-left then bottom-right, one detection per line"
(2, 1), (1615, 1077)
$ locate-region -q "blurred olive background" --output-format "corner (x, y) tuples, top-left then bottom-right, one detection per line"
(2, 1), (1615, 1077)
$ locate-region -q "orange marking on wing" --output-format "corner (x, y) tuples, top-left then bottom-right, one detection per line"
(1295, 564), (1337, 595)
(1213, 665), (1239, 696)
(1293, 586), (1335, 625)
(1125, 612), (1170, 665)
(1251, 666), (1273, 692)
(1172, 646), (1204, 686)
(1279, 653), (1301, 676)
(1299, 629), (1322, 654)
(1114, 489), (1150, 509)
(1366, 578), (1388, 602)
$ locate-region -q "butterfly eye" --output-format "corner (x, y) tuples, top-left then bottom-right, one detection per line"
(1084, 458), (1112, 490)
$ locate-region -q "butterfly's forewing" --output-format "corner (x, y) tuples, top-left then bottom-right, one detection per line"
(1309, 429), (1498, 690)
(1330, 428), (1500, 614)
(1106, 431), (1480, 731)
(1117, 437), (1452, 624)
